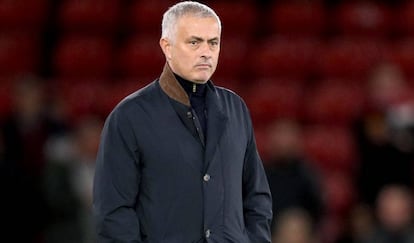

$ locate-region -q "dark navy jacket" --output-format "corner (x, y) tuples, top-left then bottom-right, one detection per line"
(93, 64), (272, 242)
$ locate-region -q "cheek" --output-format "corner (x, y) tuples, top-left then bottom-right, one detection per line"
(213, 51), (220, 62)
(170, 54), (194, 75)
(174, 49), (192, 62)
(176, 55), (193, 69)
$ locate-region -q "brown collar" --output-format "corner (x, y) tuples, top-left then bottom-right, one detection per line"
(159, 63), (191, 106)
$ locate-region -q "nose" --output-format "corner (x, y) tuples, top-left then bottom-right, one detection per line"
(200, 42), (213, 59)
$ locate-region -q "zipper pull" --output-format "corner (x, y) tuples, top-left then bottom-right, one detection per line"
(192, 83), (196, 93)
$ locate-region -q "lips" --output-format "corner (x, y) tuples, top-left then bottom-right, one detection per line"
(195, 63), (212, 68)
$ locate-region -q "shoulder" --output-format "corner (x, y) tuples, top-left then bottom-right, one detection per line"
(116, 81), (158, 109)
(214, 84), (242, 99)
(214, 85), (250, 113)
(105, 80), (160, 122)
(214, 84), (245, 103)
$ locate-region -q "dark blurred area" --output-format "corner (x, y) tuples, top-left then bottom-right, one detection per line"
(0, 0), (414, 242)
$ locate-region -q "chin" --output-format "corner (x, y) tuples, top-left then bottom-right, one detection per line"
(200, 77), (211, 83)
(193, 79), (209, 84)
(192, 75), (211, 84)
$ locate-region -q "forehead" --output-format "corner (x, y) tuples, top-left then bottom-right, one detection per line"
(175, 15), (220, 37)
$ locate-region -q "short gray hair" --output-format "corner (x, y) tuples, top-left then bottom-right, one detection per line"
(161, 1), (221, 41)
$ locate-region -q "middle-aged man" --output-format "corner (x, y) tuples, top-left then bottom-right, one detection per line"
(93, 1), (273, 242)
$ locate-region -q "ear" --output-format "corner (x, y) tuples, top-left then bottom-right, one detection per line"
(159, 38), (172, 60)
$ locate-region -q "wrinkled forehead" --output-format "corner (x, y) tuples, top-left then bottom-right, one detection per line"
(176, 15), (221, 35)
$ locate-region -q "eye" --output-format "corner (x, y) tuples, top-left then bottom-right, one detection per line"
(189, 40), (198, 46)
(210, 41), (219, 46)
(208, 40), (219, 47)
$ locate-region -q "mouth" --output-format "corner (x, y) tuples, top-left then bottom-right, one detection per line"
(195, 63), (212, 69)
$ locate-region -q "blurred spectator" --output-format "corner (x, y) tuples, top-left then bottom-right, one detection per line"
(69, 115), (101, 243)
(354, 62), (414, 206)
(367, 62), (414, 148)
(363, 184), (414, 243)
(1, 1), (413, 242)
(336, 203), (375, 243)
(0, 75), (68, 242)
(43, 115), (102, 243)
(265, 119), (325, 231)
(272, 208), (319, 243)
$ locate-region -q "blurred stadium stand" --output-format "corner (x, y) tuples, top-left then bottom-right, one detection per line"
(0, 0), (413, 242)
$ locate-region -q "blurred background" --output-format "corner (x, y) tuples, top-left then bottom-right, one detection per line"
(0, 0), (414, 242)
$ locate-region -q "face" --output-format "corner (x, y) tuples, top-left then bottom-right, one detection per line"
(160, 15), (220, 83)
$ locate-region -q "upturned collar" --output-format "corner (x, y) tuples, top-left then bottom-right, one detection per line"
(158, 63), (214, 106)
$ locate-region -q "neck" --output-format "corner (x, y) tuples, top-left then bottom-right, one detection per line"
(174, 73), (207, 97)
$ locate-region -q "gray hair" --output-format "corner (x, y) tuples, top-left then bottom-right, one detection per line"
(161, 1), (221, 42)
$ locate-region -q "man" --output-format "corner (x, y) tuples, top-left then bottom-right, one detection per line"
(93, 1), (272, 242)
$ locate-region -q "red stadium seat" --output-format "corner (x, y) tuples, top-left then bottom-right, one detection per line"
(55, 79), (109, 121)
(127, 0), (175, 35)
(53, 35), (114, 78)
(333, 1), (392, 37)
(0, 33), (40, 76)
(211, 75), (246, 97)
(129, 1), (258, 38)
(303, 81), (365, 125)
(244, 79), (304, 126)
(396, 1), (414, 37)
(315, 37), (388, 79)
(214, 37), (250, 78)
(267, 1), (327, 37)
(51, 76), (151, 121)
(0, 77), (13, 117)
(116, 34), (165, 79)
(387, 38), (414, 79)
(0, 0), (49, 32)
(322, 172), (356, 216)
(209, 2), (259, 38)
(250, 36), (320, 79)
(100, 80), (149, 116)
(303, 125), (357, 174)
(58, 0), (122, 35)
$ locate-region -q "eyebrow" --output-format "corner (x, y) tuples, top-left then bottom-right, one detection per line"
(189, 36), (219, 42)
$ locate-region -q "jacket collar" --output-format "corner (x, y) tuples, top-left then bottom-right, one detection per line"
(158, 63), (228, 171)
(158, 63), (215, 107)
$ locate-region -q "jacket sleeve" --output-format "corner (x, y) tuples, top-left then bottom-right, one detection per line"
(93, 107), (142, 242)
(242, 116), (273, 243)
